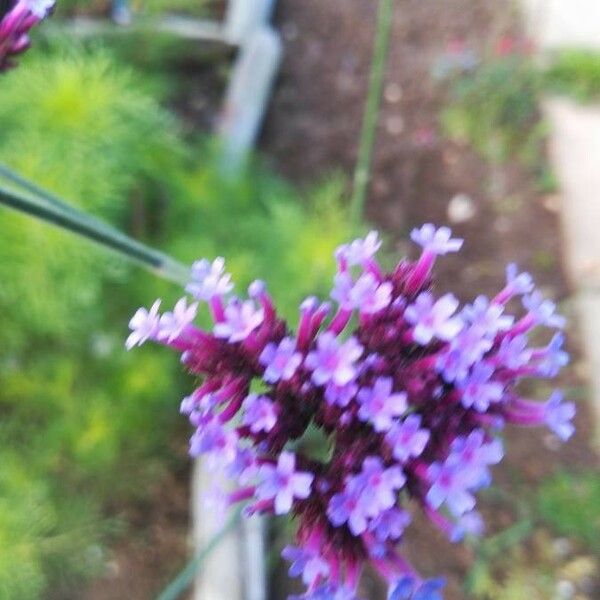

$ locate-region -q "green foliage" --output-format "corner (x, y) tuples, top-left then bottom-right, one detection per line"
(0, 43), (354, 599)
(441, 54), (544, 166)
(544, 49), (600, 102)
(0, 47), (182, 350)
(537, 471), (600, 552)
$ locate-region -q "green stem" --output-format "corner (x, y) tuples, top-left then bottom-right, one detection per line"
(0, 185), (190, 286)
(350, 0), (395, 226)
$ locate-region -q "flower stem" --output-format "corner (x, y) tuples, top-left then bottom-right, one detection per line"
(350, 0), (395, 226)
(0, 183), (190, 286)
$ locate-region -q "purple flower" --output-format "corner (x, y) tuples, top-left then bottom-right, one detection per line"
(189, 419), (239, 465)
(389, 576), (446, 600)
(505, 263), (534, 296)
(126, 300), (161, 349)
(327, 478), (369, 535)
(385, 415), (430, 463)
(405, 293), (463, 345)
(260, 337), (303, 383)
(537, 333), (569, 377)
(187, 257), (234, 300)
(227, 447), (258, 484)
(523, 292), (566, 329)
(336, 231), (381, 266)
(214, 299), (264, 342)
(462, 295), (513, 336)
(459, 363), (504, 412)
(332, 272), (392, 315)
(450, 511), (485, 543)
(291, 584), (361, 600)
(325, 381), (359, 408)
(448, 430), (503, 488)
(410, 224), (463, 255)
(426, 461), (476, 517)
(437, 326), (493, 382)
(357, 377), (408, 432)
(369, 507), (411, 542)
(544, 391), (575, 441)
(242, 394), (278, 433)
(356, 457), (406, 518)
(158, 297), (198, 342)
(305, 332), (363, 387)
(257, 452), (313, 514)
(496, 334), (531, 370)
(282, 545), (330, 586)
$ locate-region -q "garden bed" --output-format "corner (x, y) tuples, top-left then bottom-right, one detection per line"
(76, 1), (599, 598)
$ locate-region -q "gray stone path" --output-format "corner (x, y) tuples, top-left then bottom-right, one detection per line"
(520, 0), (600, 445)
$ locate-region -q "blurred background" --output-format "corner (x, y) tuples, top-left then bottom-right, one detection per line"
(0, 1), (599, 599)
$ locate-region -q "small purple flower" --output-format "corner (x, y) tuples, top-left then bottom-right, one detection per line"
(126, 299), (161, 349)
(305, 332), (363, 387)
(257, 452), (313, 514)
(24, 0), (54, 18)
(389, 577), (446, 600)
(214, 299), (264, 342)
(448, 430), (503, 488)
(450, 511), (485, 543)
(544, 390), (575, 441)
(523, 292), (566, 329)
(537, 333), (569, 377)
(336, 231), (381, 266)
(291, 584), (360, 600)
(405, 292), (463, 345)
(357, 377), (408, 432)
(260, 337), (303, 383)
(327, 478), (369, 535)
(282, 545), (330, 586)
(385, 415), (430, 463)
(505, 263), (534, 296)
(459, 363), (504, 412)
(410, 224), (463, 255)
(187, 257), (234, 300)
(227, 447), (258, 484)
(462, 295), (513, 336)
(356, 457), (406, 518)
(426, 461), (475, 517)
(496, 334), (531, 370)
(350, 273), (392, 314)
(331, 272), (355, 309)
(325, 381), (359, 408)
(158, 297), (198, 342)
(189, 419), (239, 465)
(369, 507), (411, 542)
(242, 394), (278, 433)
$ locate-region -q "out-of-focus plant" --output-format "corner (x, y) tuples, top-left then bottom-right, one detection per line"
(544, 49), (600, 103)
(538, 471), (600, 553)
(439, 41), (544, 168)
(0, 47), (183, 349)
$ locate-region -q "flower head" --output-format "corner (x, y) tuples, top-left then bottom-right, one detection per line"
(128, 224), (572, 599)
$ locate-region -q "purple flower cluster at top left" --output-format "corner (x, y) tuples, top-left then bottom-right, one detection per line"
(127, 226), (575, 599)
(0, 0), (54, 72)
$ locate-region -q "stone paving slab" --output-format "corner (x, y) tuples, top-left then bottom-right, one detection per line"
(521, 0), (600, 50)
(544, 97), (600, 445)
(544, 98), (600, 292)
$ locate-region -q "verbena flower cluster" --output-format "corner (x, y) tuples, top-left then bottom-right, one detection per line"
(127, 225), (574, 600)
(0, 0), (54, 71)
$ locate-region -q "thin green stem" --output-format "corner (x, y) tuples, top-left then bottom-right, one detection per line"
(0, 185), (190, 286)
(350, 0), (394, 226)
